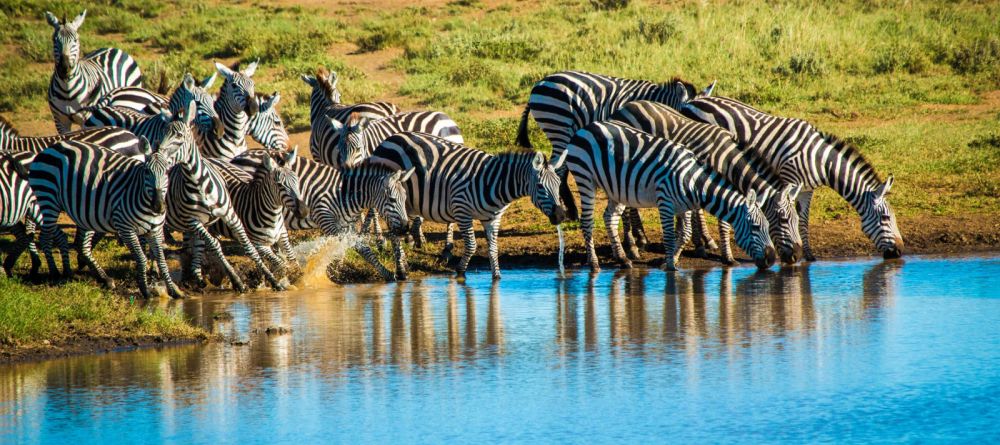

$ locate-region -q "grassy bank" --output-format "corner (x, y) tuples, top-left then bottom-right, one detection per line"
(0, 277), (206, 362)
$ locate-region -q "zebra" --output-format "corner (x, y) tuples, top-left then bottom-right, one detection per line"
(0, 153), (44, 277)
(680, 96), (903, 260)
(45, 10), (142, 134)
(28, 140), (183, 298)
(331, 111), (464, 168)
(90, 73), (224, 139)
(300, 67), (398, 157)
(0, 115), (145, 156)
(157, 102), (286, 292)
(562, 121), (776, 271)
(367, 132), (567, 279)
(231, 150), (415, 280)
(609, 100), (804, 264)
(196, 61), (259, 160)
(245, 92), (289, 150)
(204, 147), (309, 279)
(515, 70), (713, 221)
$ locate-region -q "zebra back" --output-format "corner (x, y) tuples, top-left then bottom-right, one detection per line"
(0, 116), (143, 156)
(321, 111), (464, 167)
(92, 86), (167, 114)
(80, 105), (172, 147)
(0, 153), (42, 229)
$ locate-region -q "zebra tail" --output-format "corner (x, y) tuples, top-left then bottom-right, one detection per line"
(515, 105), (533, 148)
(559, 169), (579, 222)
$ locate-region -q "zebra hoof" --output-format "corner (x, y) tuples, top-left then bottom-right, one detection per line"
(620, 260), (633, 270)
(706, 239), (720, 251)
(693, 246), (708, 259)
(103, 279), (117, 290)
(395, 270), (408, 281)
(627, 247), (641, 261)
(659, 263), (678, 272)
(455, 270), (467, 281)
(804, 254), (817, 262)
(721, 257), (737, 266)
(635, 236), (649, 248)
(169, 288), (186, 299)
(588, 263), (601, 273)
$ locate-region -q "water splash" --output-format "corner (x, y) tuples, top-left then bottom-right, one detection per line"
(292, 234), (360, 289)
(557, 224), (566, 276)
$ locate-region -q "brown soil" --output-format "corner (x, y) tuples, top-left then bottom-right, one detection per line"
(1, 335), (206, 365)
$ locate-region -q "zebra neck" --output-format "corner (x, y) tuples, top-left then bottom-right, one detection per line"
(215, 95), (248, 143)
(483, 155), (534, 203)
(310, 90), (329, 124)
(247, 174), (282, 211)
(822, 143), (882, 211)
(694, 171), (747, 227)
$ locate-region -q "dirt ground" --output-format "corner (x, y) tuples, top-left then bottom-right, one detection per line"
(0, 335), (205, 365)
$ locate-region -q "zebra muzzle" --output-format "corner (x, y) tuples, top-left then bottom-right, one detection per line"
(883, 237), (904, 259)
(756, 246), (777, 269)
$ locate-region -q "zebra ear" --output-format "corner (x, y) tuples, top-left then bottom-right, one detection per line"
(329, 71), (339, 88)
(746, 189), (759, 208)
(181, 99), (196, 125)
(301, 75), (317, 87)
(785, 183), (803, 201)
(284, 145), (298, 164)
(698, 80), (717, 98)
(532, 151), (545, 170)
(878, 175), (894, 199)
(328, 116), (344, 132)
(201, 71), (217, 89)
(182, 73), (196, 90)
(262, 150), (276, 171)
(757, 188), (773, 206)
(243, 59), (259, 77)
(269, 91), (281, 107)
(215, 62), (235, 80)
(159, 108), (173, 123)
(397, 167), (415, 183)
(138, 136), (152, 156)
(550, 149), (569, 170)
(45, 12), (60, 28)
(68, 10), (86, 31)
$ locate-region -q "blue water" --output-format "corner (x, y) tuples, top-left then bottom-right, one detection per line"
(2, 254), (999, 444)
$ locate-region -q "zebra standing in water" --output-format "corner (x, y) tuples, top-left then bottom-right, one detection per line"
(245, 92), (289, 150)
(159, 107), (285, 293)
(368, 132), (567, 279)
(516, 70), (712, 221)
(0, 115), (145, 156)
(610, 100), (804, 264)
(45, 10), (142, 134)
(681, 96), (903, 260)
(29, 140), (182, 298)
(300, 68), (398, 157)
(196, 62), (259, 160)
(563, 121), (776, 271)
(0, 154), (44, 277)
(231, 150), (415, 281)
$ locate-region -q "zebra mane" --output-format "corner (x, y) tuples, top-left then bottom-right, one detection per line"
(492, 149), (537, 160)
(820, 131), (883, 183)
(341, 163), (397, 179)
(0, 115), (19, 136)
(668, 76), (697, 99)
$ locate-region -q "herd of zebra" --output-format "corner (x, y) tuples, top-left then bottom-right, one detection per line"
(0, 10), (904, 298)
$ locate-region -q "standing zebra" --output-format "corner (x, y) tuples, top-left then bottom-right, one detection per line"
(610, 100), (803, 264)
(301, 68), (398, 157)
(0, 154), (44, 277)
(245, 92), (289, 150)
(680, 96), (903, 260)
(515, 70), (712, 220)
(90, 73), (225, 139)
(368, 132), (567, 279)
(45, 10), (142, 134)
(563, 121), (776, 271)
(195, 61), (259, 160)
(160, 110), (286, 293)
(0, 115), (146, 157)
(231, 150), (415, 281)
(331, 111), (464, 168)
(205, 148), (309, 279)
(28, 140), (182, 298)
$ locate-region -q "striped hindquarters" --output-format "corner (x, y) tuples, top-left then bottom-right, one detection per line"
(319, 111), (463, 166)
(0, 154), (40, 229)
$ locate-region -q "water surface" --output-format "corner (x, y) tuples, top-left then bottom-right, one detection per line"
(2, 254), (999, 443)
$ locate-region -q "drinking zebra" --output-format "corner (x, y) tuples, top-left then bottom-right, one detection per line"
(196, 61), (259, 160)
(563, 121), (776, 271)
(231, 150), (415, 280)
(610, 100), (803, 264)
(245, 92), (289, 150)
(368, 132), (567, 279)
(90, 73), (224, 139)
(301, 67), (398, 157)
(45, 10), (143, 134)
(515, 70), (712, 220)
(0, 115), (146, 157)
(28, 140), (183, 298)
(0, 154), (44, 277)
(160, 103), (286, 292)
(680, 96), (903, 260)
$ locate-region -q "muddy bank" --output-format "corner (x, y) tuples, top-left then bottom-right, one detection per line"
(1, 335), (207, 365)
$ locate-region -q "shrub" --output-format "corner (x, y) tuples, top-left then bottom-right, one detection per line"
(590, 0), (630, 10)
(355, 27), (407, 53)
(949, 37), (1000, 74)
(774, 52), (827, 77)
(872, 44), (930, 74)
(626, 17), (677, 45)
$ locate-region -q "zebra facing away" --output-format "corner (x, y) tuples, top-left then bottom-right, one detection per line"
(516, 70), (713, 220)
(45, 10), (142, 134)
(681, 96), (903, 260)
(300, 67), (398, 157)
(0, 154), (44, 277)
(563, 121), (776, 271)
(28, 140), (183, 298)
(231, 150), (415, 281)
(368, 132), (567, 280)
(609, 100), (804, 264)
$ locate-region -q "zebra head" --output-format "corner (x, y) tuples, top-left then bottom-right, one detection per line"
(176, 73), (224, 139)
(375, 167), (415, 237)
(530, 150), (569, 225)
(142, 149), (172, 215)
(158, 99), (199, 165)
(656, 77), (699, 109)
(336, 113), (368, 168)
(762, 183), (804, 264)
(734, 190), (777, 269)
(860, 175), (903, 259)
(248, 92), (289, 150)
(45, 10), (86, 80)
(215, 61), (259, 117)
(263, 146), (309, 220)
(315, 67), (342, 104)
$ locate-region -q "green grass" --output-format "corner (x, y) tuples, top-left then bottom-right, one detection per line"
(0, 277), (204, 348)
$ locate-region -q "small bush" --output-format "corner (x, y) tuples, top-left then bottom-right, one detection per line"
(872, 44), (930, 74)
(626, 17), (677, 45)
(774, 52), (827, 77)
(949, 37), (1000, 74)
(968, 132), (1000, 150)
(590, 0), (630, 10)
(355, 27), (407, 53)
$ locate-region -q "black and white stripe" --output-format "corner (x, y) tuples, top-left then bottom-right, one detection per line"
(368, 132), (567, 279)
(610, 100), (803, 264)
(45, 10), (142, 134)
(196, 62), (259, 160)
(301, 68), (398, 158)
(329, 111), (464, 168)
(0, 154), (44, 277)
(28, 140), (182, 298)
(92, 73), (224, 139)
(681, 96), (903, 260)
(0, 115), (144, 157)
(245, 92), (289, 150)
(563, 121), (776, 271)
(516, 70), (709, 219)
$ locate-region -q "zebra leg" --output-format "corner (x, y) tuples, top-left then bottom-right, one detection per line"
(579, 187), (600, 272)
(222, 211), (285, 291)
(658, 200), (680, 271)
(456, 220), (477, 278)
(182, 230), (207, 289)
(256, 244), (287, 275)
(193, 222), (247, 293)
(146, 229), (184, 299)
(797, 190), (816, 261)
(4, 223), (32, 277)
(623, 208), (642, 260)
(604, 202), (632, 269)
(719, 221), (736, 265)
(278, 230), (298, 268)
(77, 230), (115, 289)
(393, 236), (408, 281)
(440, 222), (456, 263)
(361, 209), (385, 245)
(52, 110), (73, 134)
(354, 237), (395, 281)
(692, 210), (719, 257)
(408, 217), (423, 249)
(119, 229), (152, 298)
(675, 211), (693, 265)
(482, 215), (503, 280)
(629, 207), (649, 248)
